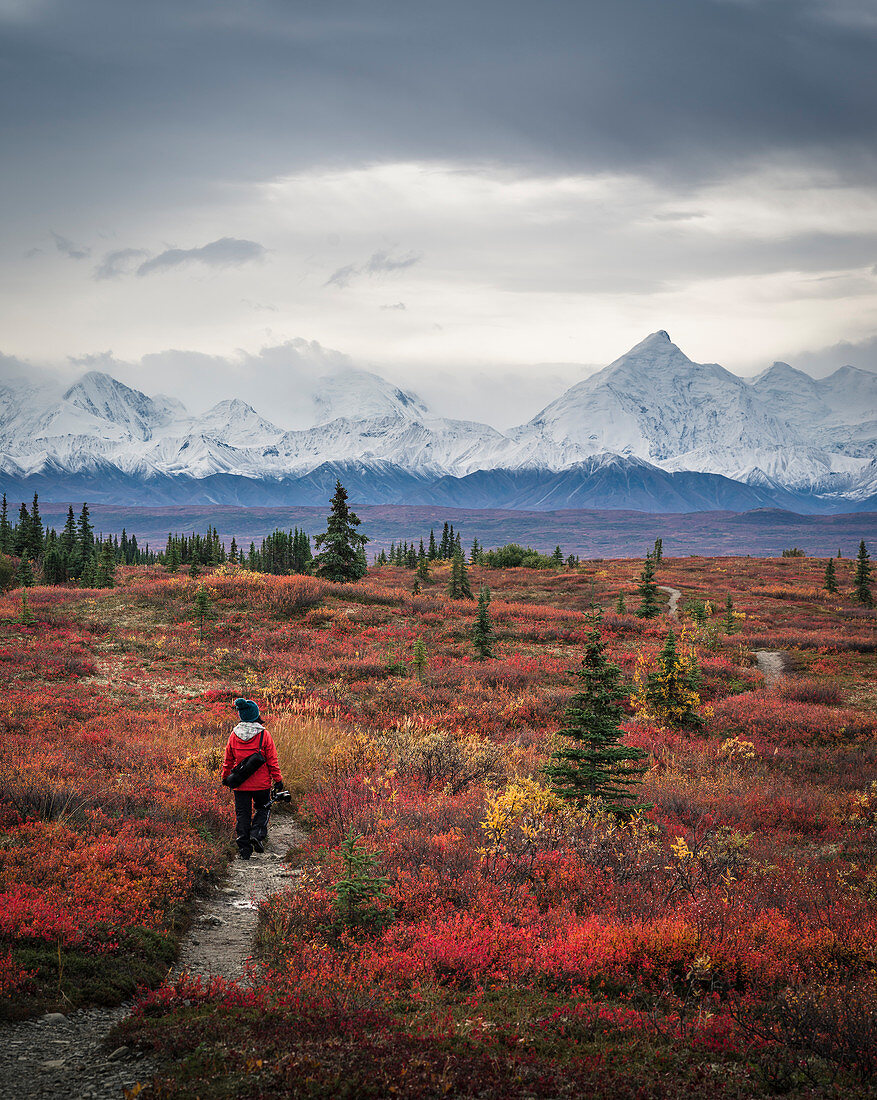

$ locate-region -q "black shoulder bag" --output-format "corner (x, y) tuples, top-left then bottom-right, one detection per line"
(223, 729), (267, 789)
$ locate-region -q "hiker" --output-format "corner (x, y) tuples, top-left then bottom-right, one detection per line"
(221, 697), (284, 860)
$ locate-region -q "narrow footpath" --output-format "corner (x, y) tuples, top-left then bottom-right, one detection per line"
(657, 585), (682, 620)
(0, 813), (304, 1100)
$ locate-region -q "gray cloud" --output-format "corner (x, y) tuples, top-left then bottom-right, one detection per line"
(136, 237), (266, 277)
(788, 333), (877, 377)
(4, 0), (875, 221)
(93, 247), (148, 280)
(363, 250), (420, 275)
(51, 231), (90, 260)
(327, 249), (421, 288)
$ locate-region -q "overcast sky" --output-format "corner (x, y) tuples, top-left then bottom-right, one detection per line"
(2, 0), (877, 426)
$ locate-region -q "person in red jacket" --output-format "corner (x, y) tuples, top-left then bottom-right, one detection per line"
(222, 698), (284, 860)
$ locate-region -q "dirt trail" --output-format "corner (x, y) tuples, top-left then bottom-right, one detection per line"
(0, 812), (304, 1099)
(753, 649), (788, 685)
(657, 585), (681, 619)
(173, 812), (304, 981)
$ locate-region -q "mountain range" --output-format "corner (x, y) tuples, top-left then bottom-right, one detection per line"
(1, 331), (875, 512)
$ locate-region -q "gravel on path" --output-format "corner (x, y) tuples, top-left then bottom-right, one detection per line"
(754, 649), (788, 684)
(0, 811), (305, 1099)
(657, 585), (682, 619)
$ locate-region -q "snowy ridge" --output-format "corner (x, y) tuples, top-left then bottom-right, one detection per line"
(1, 332), (875, 511)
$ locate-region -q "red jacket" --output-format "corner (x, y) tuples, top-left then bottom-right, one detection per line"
(221, 723), (282, 791)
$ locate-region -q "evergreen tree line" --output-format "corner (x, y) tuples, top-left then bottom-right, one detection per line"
(375, 525), (580, 572)
(160, 526), (314, 577)
(0, 496), (155, 589)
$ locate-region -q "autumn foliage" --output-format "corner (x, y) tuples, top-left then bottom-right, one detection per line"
(1, 552), (876, 1096)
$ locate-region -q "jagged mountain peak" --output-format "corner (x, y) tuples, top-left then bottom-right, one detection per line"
(0, 330), (874, 510)
(61, 371), (178, 441)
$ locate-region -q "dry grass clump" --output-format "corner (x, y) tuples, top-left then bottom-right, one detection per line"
(270, 714), (354, 801)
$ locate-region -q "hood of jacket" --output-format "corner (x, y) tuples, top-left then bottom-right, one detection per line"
(232, 721), (265, 743)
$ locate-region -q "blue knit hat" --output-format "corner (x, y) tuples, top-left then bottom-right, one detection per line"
(234, 697), (261, 723)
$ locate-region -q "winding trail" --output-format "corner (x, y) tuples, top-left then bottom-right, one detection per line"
(658, 585), (682, 620)
(654, 583), (788, 687)
(0, 813), (304, 1099)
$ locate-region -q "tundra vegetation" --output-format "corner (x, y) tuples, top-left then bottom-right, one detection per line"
(0, 547), (876, 1098)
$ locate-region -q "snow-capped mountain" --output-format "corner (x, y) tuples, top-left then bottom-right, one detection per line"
(1, 333), (875, 512)
(310, 368), (430, 425)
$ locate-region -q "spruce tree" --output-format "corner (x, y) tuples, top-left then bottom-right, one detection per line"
(636, 553), (660, 619)
(416, 556), (431, 583)
(551, 545), (564, 569)
(15, 555), (34, 588)
(854, 540), (873, 606)
(723, 593), (736, 633)
(824, 558), (838, 594)
(29, 493), (44, 559)
(439, 522), (450, 559)
(41, 546), (67, 585)
(77, 503), (94, 559)
(80, 552), (98, 587)
(471, 586), (496, 659)
(0, 494), (12, 554)
(193, 585), (214, 643)
(542, 614), (649, 816)
(428, 529), (438, 560)
(312, 481), (369, 582)
(447, 551), (473, 600)
(615, 591), (626, 613)
(636, 629), (704, 731)
(412, 635), (428, 680)
(95, 541), (116, 588)
(653, 536), (663, 564)
(447, 554), (461, 599)
(16, 587), (35, 626)
(167, 540), (181, 573)
(13, 504), (31, 557)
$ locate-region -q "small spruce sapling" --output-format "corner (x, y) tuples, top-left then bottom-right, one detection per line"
(824, 557), (838, 594)
(16, 587), (35, 626)
(634, 628), (704, 731)
(447, 551), (474, 600)
(471, 586), (496, 659)
(542, 613), (650, 817)
(614, 591), (626, 614)
(193, 585), (215, 643)
(723, 593), (736, 634)
(412, 635), (428, 680)
(332, 831), (394, 933)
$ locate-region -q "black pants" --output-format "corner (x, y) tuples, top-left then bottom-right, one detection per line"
(233, 788), (271, 852)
